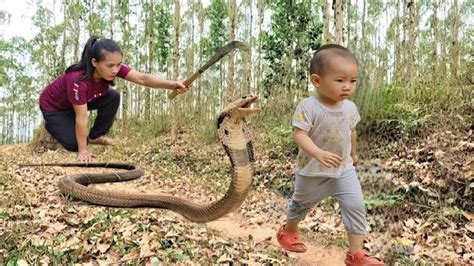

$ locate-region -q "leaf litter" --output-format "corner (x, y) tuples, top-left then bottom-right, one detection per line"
(0, 128), (472, 264)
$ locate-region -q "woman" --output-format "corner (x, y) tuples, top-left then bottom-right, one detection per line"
(39, 36), (190, 162)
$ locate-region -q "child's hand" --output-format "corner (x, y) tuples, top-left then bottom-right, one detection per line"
(315, 150), (342, 168)
(351, 153), (359, 166)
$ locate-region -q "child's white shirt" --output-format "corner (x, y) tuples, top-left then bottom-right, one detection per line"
(292, 96), (361, 178)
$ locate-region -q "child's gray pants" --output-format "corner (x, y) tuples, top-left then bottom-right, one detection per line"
(287, 169), (367, 234)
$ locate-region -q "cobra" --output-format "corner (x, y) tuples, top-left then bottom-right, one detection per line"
(23, 95), (260, 223)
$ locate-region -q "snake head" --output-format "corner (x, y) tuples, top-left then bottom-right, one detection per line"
(225, 95), (261, 117)
(217, 95), (261, 127)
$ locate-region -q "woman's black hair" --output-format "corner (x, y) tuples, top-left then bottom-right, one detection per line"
(65, 36), (122, 84)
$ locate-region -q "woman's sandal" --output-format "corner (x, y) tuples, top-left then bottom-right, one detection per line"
(276, 224), (307, 253)
(88, 136), (117, 146)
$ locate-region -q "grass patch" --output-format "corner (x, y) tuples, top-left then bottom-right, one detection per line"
(85, 209), (132, 228)
(0, 210), (9, 219)
(355, 83), (472, 144)
(272, 178), (292, 198)
(262, 124), (297, 153)
(114, 241), (140, 257)
(364, 194), (405, 211)
(4, 244), (78, 265)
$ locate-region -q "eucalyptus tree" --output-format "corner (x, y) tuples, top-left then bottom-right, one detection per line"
(405, 0), (418, 85)
(171, 0), (181, 139)
(262, 0), (321, 109)
(205, 0), (227, 108)
(141, 0), (156, 120)
(255, 0), (265, 95)
(239, 0), (253, 96)
(334, 0), (345, 45)
(226, 0), (236, 101)
(84, 0), (110, 37)
(322, 0), (332, 44)
(0, 38), (36, 143)
(64, 0), (84, 62)
(152, 0), (172, 119)
(30, 6), (66, 84)
(448, 0), (460, 80)
(116, 0), (131, 126)
(431, 0), (440, 82)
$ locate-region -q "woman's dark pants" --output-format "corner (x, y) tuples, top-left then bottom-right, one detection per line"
(40, 89), (120, 152)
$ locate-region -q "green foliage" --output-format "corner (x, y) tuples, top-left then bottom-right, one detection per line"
(153, 2), (173, 70)
(201, 0), (228, 57)
(84, 209), (132, 228)
(273, 177), (292, 197)
(261, 0), (322, 98)
(263, 123), (295, 152)
(364, 194), (405, 210)
(191, 120), (219, 145)
(355, 83), (472, 142)
(86, 0), (109, 36)
(5, 244), (78, 265)
(0, 210), (9, 219)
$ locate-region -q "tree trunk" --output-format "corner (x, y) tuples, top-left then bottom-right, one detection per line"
(256, 0), (264, 95)
(346, 0), (351, 48)
(144, 0), (155, 120)
(431, 0), (439, 82)
(73, 0), (80, 62)
(450, 0), (459, 80)
(406, 0), (416, 84)
(171, 0), (181, 141)
(61, 0), (67, 70)
(227, 0), (236, 101)
(322, 0), (332, 44)
(334, 0), (345, 45)
(110, 0), (114, 38)
(118, 0), (130, 128)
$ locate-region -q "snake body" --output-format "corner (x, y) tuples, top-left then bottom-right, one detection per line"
(29, 96), (260, 223)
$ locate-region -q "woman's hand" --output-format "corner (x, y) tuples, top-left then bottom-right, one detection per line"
(77, 150), (96, 162)
(173, 80), (192, 95)
(314, 150), (342, 168)
(351, 153), (359, 166)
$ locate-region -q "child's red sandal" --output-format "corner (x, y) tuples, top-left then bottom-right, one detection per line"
(276, 224), (307, 253)
(345, 249), (384, 266)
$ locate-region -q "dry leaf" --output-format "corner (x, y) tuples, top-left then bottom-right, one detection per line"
(463, 211), (474, 222)
(17, 260), (28, 266)
(465, 222), (474, 233)
(121, 250), (140, 261)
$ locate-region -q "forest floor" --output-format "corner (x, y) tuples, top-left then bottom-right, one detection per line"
(0, 125), (472, 265)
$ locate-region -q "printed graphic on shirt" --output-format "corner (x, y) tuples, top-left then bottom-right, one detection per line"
(89, 92), (103, 102)
(73, 83), (80, 101)
(297, 153), (310, 168)
(293, 111), (307, 124)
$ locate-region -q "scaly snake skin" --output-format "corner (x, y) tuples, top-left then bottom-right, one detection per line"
(24, 96), (260, 223)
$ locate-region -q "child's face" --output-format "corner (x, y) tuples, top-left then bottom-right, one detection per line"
(311, 57), (358, 104)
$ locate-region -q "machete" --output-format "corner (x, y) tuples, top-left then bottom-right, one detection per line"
(169, 40), (249, 100)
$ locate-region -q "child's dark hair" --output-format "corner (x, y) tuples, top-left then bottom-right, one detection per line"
(310, 44), (357, 75)
(66, 36), (122, 83)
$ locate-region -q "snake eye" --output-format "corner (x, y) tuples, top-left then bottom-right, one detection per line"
(224, 129), (229, 135)
(241, 96), (247, 99)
